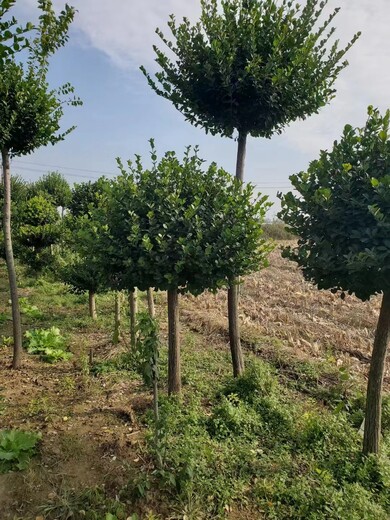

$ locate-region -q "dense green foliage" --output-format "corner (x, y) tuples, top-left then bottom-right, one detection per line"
(68, 179), (107, 218)
(279, 107), (390, 301)
(31, 171), (72, 210)
(142, 360), (390, 519)
(92, 144), (271, 294)
(0, 429), (41, 473)
(13, 194), (63, 271)
(24, 326), (71, 363)
(142, 0), (359, 138)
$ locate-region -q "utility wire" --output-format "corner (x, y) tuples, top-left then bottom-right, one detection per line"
(12, 160), (293, 189)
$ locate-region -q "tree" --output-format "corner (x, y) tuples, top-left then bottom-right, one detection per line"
(59, 251), (106, 320)
(68, 179), (107, 218)
(141, 0), (360, 376)
(32, 171), (72, 214)
(0, 1), (81, 369)
(13, 194), (63, 272)
(93, 144), (271, 393)
(279, 107), (390, 456)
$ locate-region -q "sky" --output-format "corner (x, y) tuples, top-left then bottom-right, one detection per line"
(10, 0), (390, 214)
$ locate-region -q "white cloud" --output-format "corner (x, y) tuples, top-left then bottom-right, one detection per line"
(56, 0), (201, 69)
(18, 0), (390, 156)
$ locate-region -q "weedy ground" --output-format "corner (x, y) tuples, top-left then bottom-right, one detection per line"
(0, 244), (389, 519)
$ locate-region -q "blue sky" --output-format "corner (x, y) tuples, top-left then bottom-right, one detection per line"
(11, 0), (390, 213)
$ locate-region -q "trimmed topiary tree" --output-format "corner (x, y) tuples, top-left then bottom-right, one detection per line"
(13, 194), (63, 272)
(93, 143), (272, 393)
(141, 0), (360, 377)
(31, 171), (72, 216)
(279, 107), (390, 455)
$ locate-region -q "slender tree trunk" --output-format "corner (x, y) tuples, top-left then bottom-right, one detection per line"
(363, 291), (390, 455)
(147, 287), (155, 318)
(167, 288), (181, 395)
(227, 132), (247, 377)
(2, 149), (22, 369)
(113, 291), (122, 345)
(129, 288), (138, 349)
(88, 289), (97, 320)
(228, 281), (245, 377)
(235, 131), (247, 182)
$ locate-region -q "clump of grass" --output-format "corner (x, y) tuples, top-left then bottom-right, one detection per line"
(91, 352), (137, 376)
(138, 359), (390, 519)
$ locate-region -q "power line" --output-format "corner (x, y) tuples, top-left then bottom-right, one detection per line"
(11, 160), (293, 189)
(12, 159), (116, 177)
(12, 165), (101, 180)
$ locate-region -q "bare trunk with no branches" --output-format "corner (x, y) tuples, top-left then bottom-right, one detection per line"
(2, 149), (22, 369)
(88, 289), (97, 320)
(167, 288), (181, 394)
(227, 132), (247, 377)
(129, 288), (138, 349)
(113, 291), (122, 345)
(363, 291), (390, 455)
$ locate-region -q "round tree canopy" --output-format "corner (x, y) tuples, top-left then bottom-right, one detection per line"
(279, 107), (390, 301)
(141, 0), (360, 138)
(92, 143), (272, 294)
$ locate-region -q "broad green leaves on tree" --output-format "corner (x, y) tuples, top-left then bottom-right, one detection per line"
(142, 0), (360, 139)
(279, 107), (390, 456)
(279, 107), (390, 302)
(95, 144), (271, 295)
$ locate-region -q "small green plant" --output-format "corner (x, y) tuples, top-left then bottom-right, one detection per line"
(1, 335), (13, 348)
(19, 297), (42, 319)
(24, 327), (72, 363)
(133, 312), (162, 468)
(0, 429), (41, 473)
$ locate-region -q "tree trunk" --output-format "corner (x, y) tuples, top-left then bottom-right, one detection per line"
(167, 288), (181, 395)
(113, 291), (122, 345)
(2, 149), (22, 369)
(129, 288), (138, 349)
(363, 291), (390, 455)
(227, 131), (247, 377)
(147, 287), (155, 318)
(235, 131), (247, 182)
(88, 289), (97, 320)
(228, 281), (245, 377)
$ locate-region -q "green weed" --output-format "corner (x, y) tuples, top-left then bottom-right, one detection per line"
(0, 429), (41, 473)
(24, 327), (72, 363)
